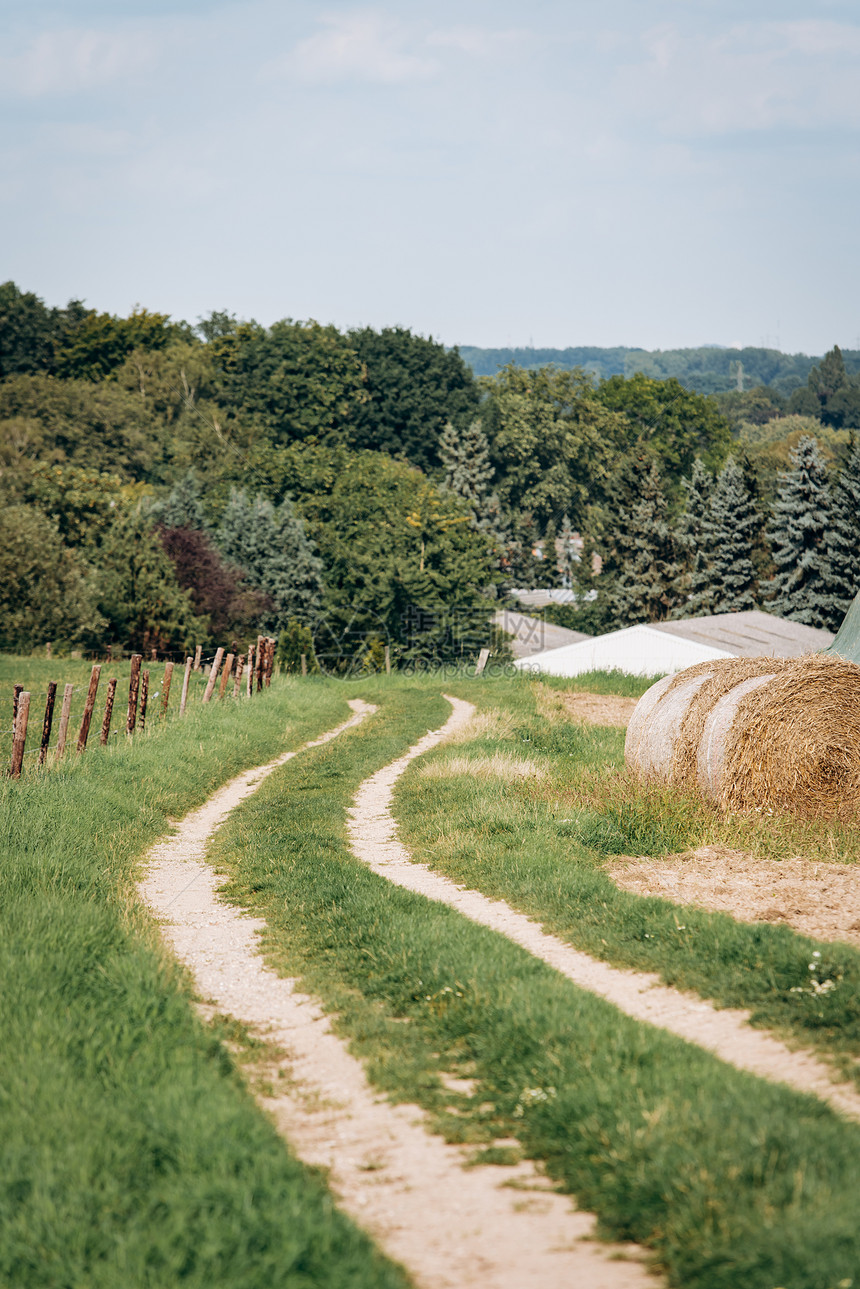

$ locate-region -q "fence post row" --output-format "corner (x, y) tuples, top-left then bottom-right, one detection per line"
(8, 634), (284, 780)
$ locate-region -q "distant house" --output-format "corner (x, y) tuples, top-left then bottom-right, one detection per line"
(514, 610), (835, 679)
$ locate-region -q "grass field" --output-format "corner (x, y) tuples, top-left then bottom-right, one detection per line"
(0, 663), (410, 1289)
(5, 659), (860, 1288)
(209, 674), (860, 1289)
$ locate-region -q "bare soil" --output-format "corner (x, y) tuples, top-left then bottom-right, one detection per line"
(609, 845), (860, 948)
(535, 686), (638, 728)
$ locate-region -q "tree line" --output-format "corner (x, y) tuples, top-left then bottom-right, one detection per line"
(1, 280), (857, 660)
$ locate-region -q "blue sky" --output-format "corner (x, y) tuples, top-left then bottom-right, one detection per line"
(2, 1), (859, 353)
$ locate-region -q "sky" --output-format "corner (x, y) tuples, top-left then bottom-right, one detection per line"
(2, 0), (859, 354)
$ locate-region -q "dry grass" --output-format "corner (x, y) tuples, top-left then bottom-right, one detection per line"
(722, 654), (860, 819)
(447, 708), (520, 743)
(609, 845), (860, 948)
(420, 752), (545, 782)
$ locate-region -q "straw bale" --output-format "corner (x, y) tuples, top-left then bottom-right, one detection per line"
(672, 657), (788, 788)
(624, 674), (675, 771)
(720, 653), (860, 819)
(697, 674), (776, 800)
(633, 672), (714, 780)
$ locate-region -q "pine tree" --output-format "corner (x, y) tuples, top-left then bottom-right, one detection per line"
(673, 457), (714, 615)
(604, 458), (685, 626)
(821, 437), (860, 629)
(153, 469), (206, 530)
(692, 457), (759, 613)
(438, 419), (494, 512)
(767, 436), (832, 626)
(216, 489), (324, 632)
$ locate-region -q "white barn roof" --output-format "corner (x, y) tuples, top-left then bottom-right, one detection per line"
(513, 611), (835, 679)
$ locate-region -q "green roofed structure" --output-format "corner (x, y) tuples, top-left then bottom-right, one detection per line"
(828, 589), (860, 665)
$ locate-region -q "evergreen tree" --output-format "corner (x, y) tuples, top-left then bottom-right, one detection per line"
(767, 436), (832, 626)
(691, 457), (759, 614)
(439, 419), (494, 511)
(673, 457), (713, 614)
(604, 458), (685, 625)
(821, 437), (860, 629)
(154, 469), (207, 530)
(216, 489), (324, 632)
(276, 620), (320, 674)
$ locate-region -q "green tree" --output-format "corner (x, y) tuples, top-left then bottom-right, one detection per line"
(0, 373), (160, 480)
(153, 470), (207, 530)
(672, 457), (714, 615)
(0, 281), (89, 378)
(597, 373), (733, 488)
(55, 307), (187, 381)
(690, 458), (760, 614)
(603, 458), (685, 626)
(767, 436), (832, 627)
(789, 346), (860, 430)
(299, 452), (498, 665)
(209, 319), (367, 447)
(95, 507), (207, 652)
(14, 462), (128, 548)
(216, 490), (324, 633)
(347, 326), (480, 471)
(276, 621), (320, 674)
(821, 438), (860, 630)
(0, 504), (105, 651)
(439, 418), (494, 512)
(481, 365), (627, 529)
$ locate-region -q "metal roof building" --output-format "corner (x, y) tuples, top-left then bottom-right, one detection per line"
(514, 610), (835, 679)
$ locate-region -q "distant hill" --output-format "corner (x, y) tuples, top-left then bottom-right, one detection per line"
(458, 344), (860, 397)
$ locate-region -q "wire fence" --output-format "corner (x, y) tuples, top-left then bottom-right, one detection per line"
(4, 636), (279, 780)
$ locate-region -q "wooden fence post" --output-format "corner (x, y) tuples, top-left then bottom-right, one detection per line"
(267, 638), (276, 685)
(219, 653), (235, 699)
(127, 654), (142, 733)
(233, 654), (244, 697)
(100, 677), (117, 745)
(39, 682), (57, 766)
(77, 664), (101, 753)
(13, 684), (22, 729)
(474, 647), (490, 676)
(150, 648), (157, 661)
(10, 691), (30, 778)
(202, 648), (224, 703)
(139, 670), (150, 731)
(179, 657), (193, 715)
(161, 661), (174, 715)
(301, 653), (308, 677)
(193, 644), (202, 671)
(384, 644), (391, 675)
(246, 644), (255, 697)
(45, 642), (52, 659)
(256, 636), (265, 692)
(55, 683), (74, 760)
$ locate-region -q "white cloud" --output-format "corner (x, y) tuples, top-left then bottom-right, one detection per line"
(0, 27), (156, 97)
(624, 19), (860, 135)
(288, 10), (437, 85)
(426, 25), (526, 58)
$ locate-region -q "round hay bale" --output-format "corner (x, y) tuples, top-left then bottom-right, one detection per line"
(633, 671), (714, 780)
(719, 654), (860, 819)
(697, 673), (777, 800)
(671, 656), (789, 788)
(624, 674), (675, 771)
(624, 660), (722, 773)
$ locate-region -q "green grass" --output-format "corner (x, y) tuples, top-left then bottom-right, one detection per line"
(0, 674), (411, 1289)
(396, 676), (860, 1083)
(207, 676), (860, 1289)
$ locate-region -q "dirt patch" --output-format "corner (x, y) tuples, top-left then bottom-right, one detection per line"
(535, 685), (638, 728)
(609, 845), (860, 948)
